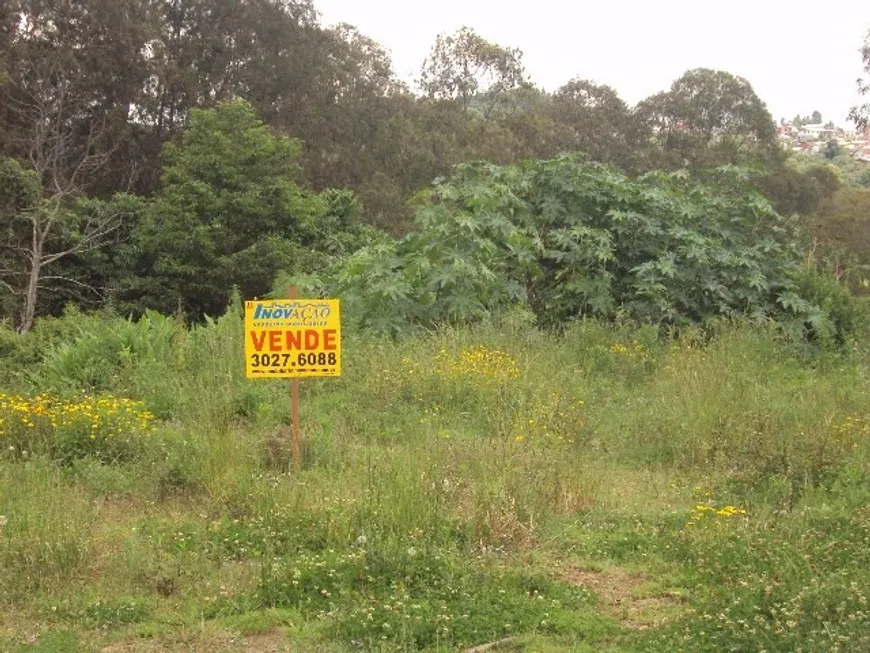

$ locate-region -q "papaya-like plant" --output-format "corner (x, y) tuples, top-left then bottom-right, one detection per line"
(333, 155), (856, 339)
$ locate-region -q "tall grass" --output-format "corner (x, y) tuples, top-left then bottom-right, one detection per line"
(0, 461), (95, 601)
(0, 308), (869, 650)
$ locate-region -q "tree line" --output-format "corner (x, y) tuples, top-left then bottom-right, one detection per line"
(1, 0), (869, 332)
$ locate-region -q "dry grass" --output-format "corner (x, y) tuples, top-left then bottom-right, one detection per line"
(562, 566), (687, 630)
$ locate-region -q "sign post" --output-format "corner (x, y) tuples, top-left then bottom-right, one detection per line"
(244, 289), (341, 471)
(288, 286), (301, 471)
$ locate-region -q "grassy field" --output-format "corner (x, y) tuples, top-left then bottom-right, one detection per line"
(1, 306), (870, 652)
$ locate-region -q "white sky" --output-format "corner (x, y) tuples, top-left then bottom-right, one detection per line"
(314, 0), (869, 127)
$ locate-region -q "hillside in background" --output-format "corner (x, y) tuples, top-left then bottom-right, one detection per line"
(1, 1), (870, 332)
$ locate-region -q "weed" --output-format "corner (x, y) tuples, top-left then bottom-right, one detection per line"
(0, 393), (154, 464)
(1, 312), (869, 651)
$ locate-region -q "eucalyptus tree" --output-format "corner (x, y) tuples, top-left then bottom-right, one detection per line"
(418, 26), (528, 117)
(850, 28), (870, 130)
(636, 68), (780, 170)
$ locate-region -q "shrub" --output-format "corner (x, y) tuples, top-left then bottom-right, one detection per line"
(0, 393), (155, 464)
(786, 261), (870, 347)
(332, 157), (812, 335)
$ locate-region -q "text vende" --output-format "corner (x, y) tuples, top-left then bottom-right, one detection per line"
(249, 329), (338, 352)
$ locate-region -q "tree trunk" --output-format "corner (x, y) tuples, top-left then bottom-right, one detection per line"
(18, 228), (43, 333)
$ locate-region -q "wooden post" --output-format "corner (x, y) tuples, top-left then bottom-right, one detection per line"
(289, 285), (301, 472)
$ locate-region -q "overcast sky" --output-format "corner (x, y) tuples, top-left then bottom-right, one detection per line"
(314, 0), (869, 127)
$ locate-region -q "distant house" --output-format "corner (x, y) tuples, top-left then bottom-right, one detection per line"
(799, 123), (836, 141)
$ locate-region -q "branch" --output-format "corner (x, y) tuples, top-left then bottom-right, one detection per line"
(0, 237), (32, 255)
(67, 116), (116, 191)
(38, 275), (104, 296)
(5, 53), (115, 198)
(39, 207), (129, 266)
(0, 277), (20, 294)
(0, 262), (23, 273)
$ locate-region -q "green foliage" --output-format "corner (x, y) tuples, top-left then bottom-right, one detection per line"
(642, 508), (870, 652)
(37, 310), (183, 394)
(418, 26), (528, 114)
(788, 262), (870, 346)
(823, 138), (842, 159)
(48, 595), (153, 630)
(306, 188), (390, 258)
(810, 187), (870, 294)
(822, 153), (870, 188)
(548, 80), (643, 171)
(123, 100), (324, 320)
(636, 68), (781, 170)
(0, 392), (155, 465)
(259, 548), (595, 650)
(7, 2), (845, 319)
(118, 100), (384, 322)
(12, 631), (93, 653)
(0, 461), (94, 601)
(0, 157), (40, 215)
(2, 313), (870, 649)
(47, 193), (150, 314)
(756, 159), (841, 217)
(334, 156), (812, 335)
(4, 0), (847, 259)
(0, 158), (143, 330)
(0, 307), (100, 385)
(21, 301), (247, 431)
(0, 157), (41, 318)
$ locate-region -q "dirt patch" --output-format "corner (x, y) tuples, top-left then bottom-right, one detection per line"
(562, 567), (686, 630)
(235, 630), (287, 653)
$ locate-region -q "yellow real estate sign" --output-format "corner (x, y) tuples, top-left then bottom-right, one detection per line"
(244, 299), (341, 378)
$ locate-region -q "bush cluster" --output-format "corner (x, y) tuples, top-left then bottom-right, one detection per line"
(0, 393), (154, 464)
